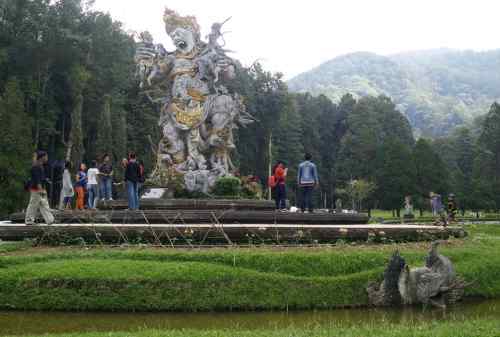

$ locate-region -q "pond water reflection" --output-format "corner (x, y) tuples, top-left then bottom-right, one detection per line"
(1, 298), (499, 336)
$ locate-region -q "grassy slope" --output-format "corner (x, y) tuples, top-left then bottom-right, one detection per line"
(0, 225), (499, 311)
(7, 319), (500, 337)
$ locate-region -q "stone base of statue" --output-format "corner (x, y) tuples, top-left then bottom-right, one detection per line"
(5, 204), (469, 246)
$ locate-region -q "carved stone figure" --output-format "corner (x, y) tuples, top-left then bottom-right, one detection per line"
(403, 195), (414, 219)
(134, 8), (252, 192)
(367, 242), (467, 308)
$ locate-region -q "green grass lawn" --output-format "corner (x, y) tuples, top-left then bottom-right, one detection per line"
(5, 319), (500, 337)
(0, 224), (499, 312)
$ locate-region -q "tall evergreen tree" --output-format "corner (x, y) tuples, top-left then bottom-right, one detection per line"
(0, 78), (33, 215)
(375, 139), (416, 215)
(273, 95), (303, 202)
(95, 94), (113, 158)
(472, 102), (500, 210)
(413, 138), (449, 214)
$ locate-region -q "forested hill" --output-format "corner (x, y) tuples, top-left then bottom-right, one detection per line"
(288, 49), (500, 137)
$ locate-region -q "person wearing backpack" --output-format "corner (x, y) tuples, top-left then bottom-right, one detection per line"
(25, 151), (54, 225)
(297, 153), (319, 213)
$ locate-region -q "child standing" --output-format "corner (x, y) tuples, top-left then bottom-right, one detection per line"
(75, 163), (87, 210)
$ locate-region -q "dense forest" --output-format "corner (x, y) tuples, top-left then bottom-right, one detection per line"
(1, 0), (500, 217)
(288, 49), (500, 137)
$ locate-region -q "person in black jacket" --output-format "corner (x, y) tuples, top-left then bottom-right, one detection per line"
(25, 151), (54, 225)
(125, 152), (141, 210)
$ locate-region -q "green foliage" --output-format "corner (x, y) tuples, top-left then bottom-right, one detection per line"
(413, 138), (449, 212)
(472, 102), (500, 209)
(0, 78), (33, 216)
(375, 139), (416, 212)
(288, 49), (500, 137)
(337, 179), (376, 210)
(213, 176), (241, 197)
(0, 225), (499, 311)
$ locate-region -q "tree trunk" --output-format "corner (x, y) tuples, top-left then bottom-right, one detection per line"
(69, 93), (84, 164)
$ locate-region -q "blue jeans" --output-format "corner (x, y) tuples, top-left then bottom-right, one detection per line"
(127, 181), (139, 210)
(275, 184), (287, 209)
(100, 176), (113, 200)
(88, 184), (99, 209)
(300, 185), (314, 212)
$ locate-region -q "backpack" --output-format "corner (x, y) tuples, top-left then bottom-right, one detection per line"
(23, 179), (32, 192)
(267, 175), (277, 188)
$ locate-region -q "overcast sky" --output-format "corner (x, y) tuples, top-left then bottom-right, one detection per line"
(93, 0), (499, 79)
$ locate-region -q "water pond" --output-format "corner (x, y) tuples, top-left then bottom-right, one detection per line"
(1, 299), (499, 336)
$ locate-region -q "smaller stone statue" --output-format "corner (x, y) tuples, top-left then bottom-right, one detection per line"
(367, 241), (467, 308)
(335, 198), (343, 213)
(403, 195), (414, 219)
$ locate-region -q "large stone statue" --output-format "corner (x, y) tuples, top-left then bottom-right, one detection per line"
(134, 9), (252, 192)
(367, 242), (467, 308)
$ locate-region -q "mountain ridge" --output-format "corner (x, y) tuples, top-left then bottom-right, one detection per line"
(288, 48), (500, 137)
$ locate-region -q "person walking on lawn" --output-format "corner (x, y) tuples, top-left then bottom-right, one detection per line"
(25, 151), (54, 225)
(297, 153), (319, 213)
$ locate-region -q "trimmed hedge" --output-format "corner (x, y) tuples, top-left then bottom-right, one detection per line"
(0, 225), (499, 311)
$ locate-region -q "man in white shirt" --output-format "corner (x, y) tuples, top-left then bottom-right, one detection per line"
(87, 160), (100, 209)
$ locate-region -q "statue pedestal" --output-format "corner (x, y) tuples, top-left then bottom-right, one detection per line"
(141, 188), (173, 199)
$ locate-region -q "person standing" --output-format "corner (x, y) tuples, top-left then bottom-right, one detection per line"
(430, 191), (446, 226)
(272, 161), (287, 211)
(59, 161), (74, 210)
(99, 154), (113, 201)
(297, 153), (319, 213)
(125, 152), (141, 210)
(87, 160), (100, 210)
(25, 151), (54, 225)
(75, 163), (87, 210)
(447, 193), (458, 222)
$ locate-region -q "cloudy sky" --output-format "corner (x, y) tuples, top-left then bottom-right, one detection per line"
(93, 0), (499, 79)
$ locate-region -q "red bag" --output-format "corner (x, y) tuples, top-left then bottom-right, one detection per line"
(267, 175), (277, 188)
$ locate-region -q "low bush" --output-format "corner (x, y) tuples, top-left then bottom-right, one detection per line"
(213, 176), (241, 197)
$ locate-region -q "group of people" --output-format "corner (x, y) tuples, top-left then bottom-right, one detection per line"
(24, 151), (145, 225)
(269, 153), (320, 213)
(429, 191), (458, 225)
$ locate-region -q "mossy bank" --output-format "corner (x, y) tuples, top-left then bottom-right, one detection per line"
(0, 225), (499, 312)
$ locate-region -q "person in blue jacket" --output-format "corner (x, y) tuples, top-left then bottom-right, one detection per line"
(297, 153), (319, 213)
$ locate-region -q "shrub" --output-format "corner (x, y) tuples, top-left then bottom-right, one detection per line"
(212, 176), (241, 197)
